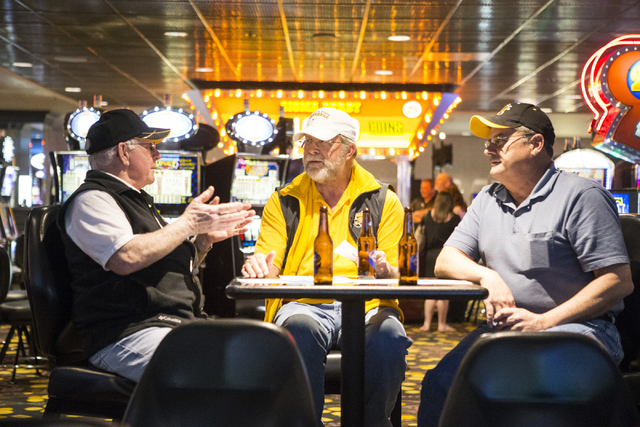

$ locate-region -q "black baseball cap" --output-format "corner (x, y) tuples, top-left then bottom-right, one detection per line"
(85, 109), (170, 154)
(469, 102), (555, 146)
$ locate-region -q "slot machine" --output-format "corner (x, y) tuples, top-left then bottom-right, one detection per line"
(201, 153), (289, 317)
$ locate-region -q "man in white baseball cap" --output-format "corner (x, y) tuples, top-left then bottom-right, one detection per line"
(293, 106), (360, 142)
(242, 107), (412, 425)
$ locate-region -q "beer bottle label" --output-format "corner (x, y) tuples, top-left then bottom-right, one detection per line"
(368, 250), (377, 269)
(410, 253), (418, 274)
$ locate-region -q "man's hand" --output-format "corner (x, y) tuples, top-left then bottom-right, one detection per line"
(192, 190), (255, 251)
(492, 307), (550, 331)
(478, 270), (516, 325)
(242, 251), (277, 278)
(373, 250), (398, 279)
(182, 186), (254, 235)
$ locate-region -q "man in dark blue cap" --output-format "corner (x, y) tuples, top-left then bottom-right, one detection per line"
(417, 102), (633, 426)
(58, 109), (254, 381)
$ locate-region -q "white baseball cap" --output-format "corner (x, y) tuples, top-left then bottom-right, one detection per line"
(293, 107), (360, 142)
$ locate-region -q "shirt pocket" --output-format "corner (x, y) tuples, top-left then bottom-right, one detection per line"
(522, 231), (553, 271)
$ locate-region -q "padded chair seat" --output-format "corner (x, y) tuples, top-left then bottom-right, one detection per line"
(5, 289), (28, 302)
(623, 371), (640, 407)
(48, 366), (136, 404)
(324, 352), (342, 394)
(1, 299), (32, 322)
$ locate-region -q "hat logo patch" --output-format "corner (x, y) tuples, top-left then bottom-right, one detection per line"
(497, 104), (512, 116)
(310, 111), (330, 120)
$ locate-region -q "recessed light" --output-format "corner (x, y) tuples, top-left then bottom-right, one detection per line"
(12, 62), (32, 68)
(165, 31), (187, 37)
(54, 56), (88, 63)
(540, 107), (553, 113)
(195, 67), (214, 72)
(375, 70), (393, 76)
(101, 101), (109, 107)
(388, 35), (410, 42)
(65, 87), (82, 93)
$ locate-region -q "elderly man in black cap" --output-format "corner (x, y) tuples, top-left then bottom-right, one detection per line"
(58, 109), (254, 382)
(417, 102), (633, 426)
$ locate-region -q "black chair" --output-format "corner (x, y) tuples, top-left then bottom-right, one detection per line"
(0, 244), (37, 382)
(24, 205), (135, 420)
(439, 332), (640, 427)
(324, 351), (402, 427)
(121, 319), (316, 427)
(617, 213), (640, 408)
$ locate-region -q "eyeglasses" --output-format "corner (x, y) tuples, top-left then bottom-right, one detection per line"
(484, 134), (522, 151)
(133, 141), (159, 154)
(301, 136), (340, 151)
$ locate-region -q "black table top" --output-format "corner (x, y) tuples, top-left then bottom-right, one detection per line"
(226, 277), (488, 301)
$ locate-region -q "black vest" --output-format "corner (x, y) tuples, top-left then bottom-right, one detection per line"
(58, 171), (203, 356)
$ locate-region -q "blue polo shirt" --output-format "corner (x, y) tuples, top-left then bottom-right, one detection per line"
(446, 163), (629, 315)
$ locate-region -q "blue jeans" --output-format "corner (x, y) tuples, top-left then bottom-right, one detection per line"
(275, 301), (413, 427)
(417, 317), (624, 427)
(89, 327), (172, 382)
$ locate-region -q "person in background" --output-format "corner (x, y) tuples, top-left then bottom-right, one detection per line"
(58, 109), (254, 382)
(417, 102), (633, 426)
(241, 107), (412, 427)
(418, 190), (460, 332)
(410, 179), (437, 224)
(434, 172), (467, 219)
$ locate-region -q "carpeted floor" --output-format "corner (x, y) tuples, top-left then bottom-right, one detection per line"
(0, 317), (482, 425)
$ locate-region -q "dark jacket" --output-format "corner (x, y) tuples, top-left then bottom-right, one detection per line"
(58, 170), (204, 356)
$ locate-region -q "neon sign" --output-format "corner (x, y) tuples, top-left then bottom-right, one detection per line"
(581, 35), (640, 162)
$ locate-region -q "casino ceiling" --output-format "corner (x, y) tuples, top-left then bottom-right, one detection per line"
(1, 0), (639, 117)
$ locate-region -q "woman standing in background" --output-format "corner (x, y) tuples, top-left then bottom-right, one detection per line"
(418, 190), (460, 332)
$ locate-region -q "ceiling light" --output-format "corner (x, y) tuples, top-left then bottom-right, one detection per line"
(65, 87), (81, 93)
(54, 56), (88, 63)
(195, 67), (214, 72)
(388, 35), (410, 42)
(12, 62), (32, 67)
(165, 31), (187, 37)
(541, 108), (553, 113)
(375, 70), (393, 75)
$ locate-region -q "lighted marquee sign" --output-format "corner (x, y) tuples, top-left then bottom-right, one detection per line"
(225, 111), (277, 146)
(67, 107), (101, 142)
(141, 106), (198, 143)
(581, 35), (640, 162)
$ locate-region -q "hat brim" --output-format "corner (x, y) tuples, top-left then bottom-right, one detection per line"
(469, 115), (514, 139)
(293, 126), (339, 142)
(139, 128), (171, 141)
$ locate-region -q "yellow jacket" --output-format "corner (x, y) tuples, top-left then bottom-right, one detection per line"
(256, 161), (405, 323)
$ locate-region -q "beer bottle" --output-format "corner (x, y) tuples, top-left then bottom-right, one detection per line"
(398, 207), (418, 285)
(357, 207), (376, 277)
(314, 206), (333, 284)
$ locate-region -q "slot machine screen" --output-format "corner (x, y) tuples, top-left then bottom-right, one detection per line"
(239, 214), (262, 254)
(57, 151), (201, 218)
(56, 151), (91, 202)
(610, 191), (639, 214)
(1, 166), (18, 197)
(142, 151), (201, 217)
(231, 156), (283, 205)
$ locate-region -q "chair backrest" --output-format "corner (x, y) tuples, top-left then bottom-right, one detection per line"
(122, 319), (316, 427)
(617, 213), (640, 370)
(0, 244), (12, 303)
(24, 205), (86, 364)
(439, 332), (640, 427)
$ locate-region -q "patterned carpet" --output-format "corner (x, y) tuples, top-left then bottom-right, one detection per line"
(0, 318), (481, 425)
